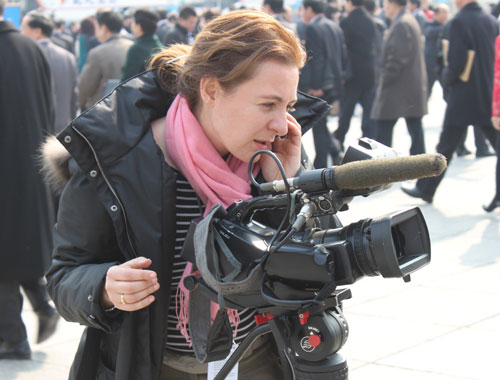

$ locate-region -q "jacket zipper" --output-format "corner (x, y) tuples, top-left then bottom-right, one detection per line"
(72, 125), (138, 258)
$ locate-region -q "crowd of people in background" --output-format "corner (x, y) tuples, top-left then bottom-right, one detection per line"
(1, 0), (500, 365)
(5, 0), (500, 164)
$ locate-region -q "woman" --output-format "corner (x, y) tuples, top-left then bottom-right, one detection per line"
(485, 35), (500, 212)
(76, 17), (99, 73)
(44, 10), (328, 380)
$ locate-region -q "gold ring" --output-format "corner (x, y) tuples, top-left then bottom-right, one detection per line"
(120, 294), (127, 305)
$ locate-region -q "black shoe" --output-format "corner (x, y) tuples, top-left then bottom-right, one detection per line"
(36, 308), (60, 344)
(456, 146), (472, 157)
(483, 198), (500, 213)
(476, 150), (496, 158)
(401, 185), (433, 203)
(0, 339), (31, 360)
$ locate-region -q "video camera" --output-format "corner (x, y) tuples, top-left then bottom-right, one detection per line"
(181, 138), (446, 380)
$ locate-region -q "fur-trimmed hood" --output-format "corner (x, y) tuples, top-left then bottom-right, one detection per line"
(40, 135), (71, 194)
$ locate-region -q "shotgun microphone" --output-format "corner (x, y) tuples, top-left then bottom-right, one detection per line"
(260, 153), (447, 193)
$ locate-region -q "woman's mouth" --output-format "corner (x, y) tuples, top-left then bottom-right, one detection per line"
(254, 140), (270, 150)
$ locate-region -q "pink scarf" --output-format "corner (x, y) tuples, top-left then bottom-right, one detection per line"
(165, 94), (258, 344)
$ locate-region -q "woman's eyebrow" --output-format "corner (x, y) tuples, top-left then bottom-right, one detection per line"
(259, 95), (298, 104)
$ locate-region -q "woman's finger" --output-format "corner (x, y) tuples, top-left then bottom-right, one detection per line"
(106, 278), (157, 295)
(121, 256), (152, 270)
(113, 294), (157, 312)
(117, 281), (160, 305)
(107, 265), (157, 282)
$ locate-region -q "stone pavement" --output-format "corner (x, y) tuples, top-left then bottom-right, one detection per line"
(1, 86), (499, 379)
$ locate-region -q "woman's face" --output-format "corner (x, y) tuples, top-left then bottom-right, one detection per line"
(199, 60), (300, 163)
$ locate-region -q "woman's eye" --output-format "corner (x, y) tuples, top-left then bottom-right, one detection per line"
(262, 103), (275, 109)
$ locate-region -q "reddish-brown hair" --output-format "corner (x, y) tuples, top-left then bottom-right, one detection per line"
(149, 9), (306, 108)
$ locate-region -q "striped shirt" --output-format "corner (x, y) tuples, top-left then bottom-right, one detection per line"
(166, 173), (257, 353)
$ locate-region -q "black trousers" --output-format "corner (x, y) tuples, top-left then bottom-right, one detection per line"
(0, 278), (53, 344)
(21, 277), (53, 313)
(312, 113), (341, 168)
(334, 84), (377, 145)
(459, 126), (492, 153)
(0, 281), (28, 344)
(417, 123), (500, 198)
(376, 117), (426, 155)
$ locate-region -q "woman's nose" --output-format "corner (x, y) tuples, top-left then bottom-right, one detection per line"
(268, 112), (288, 136)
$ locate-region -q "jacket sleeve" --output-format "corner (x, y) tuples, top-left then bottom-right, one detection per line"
(493, 36), (500, 117)
(46, 160), (123, 333)
(379, 21), (413, 86)
(77, 49), (102, 109)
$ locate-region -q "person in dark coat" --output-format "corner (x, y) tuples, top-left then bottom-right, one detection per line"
(121, 8), (164, 81)
(43, 11), (328, 380)
(436, 10), (494, 158)
(364, 0), (387, 80)
(163, 6), (198, 46)
(424, 4), (449, 99)
(370, 0), (428, 156)
(299, 0), (347, 168)
(402, 0), (499, 203)
(21, 11), (78, 134)
(334, 0), (377, 149)
(0, 1), (56, 359)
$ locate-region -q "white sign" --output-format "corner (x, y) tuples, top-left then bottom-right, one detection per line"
(207, 344), (239, 380)
(38, 0), (177, 10)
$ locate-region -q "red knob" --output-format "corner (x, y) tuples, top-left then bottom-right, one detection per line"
(308, 334), (321, 348)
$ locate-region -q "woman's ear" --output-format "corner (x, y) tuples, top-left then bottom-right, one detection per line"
(199, 76), (221, 105)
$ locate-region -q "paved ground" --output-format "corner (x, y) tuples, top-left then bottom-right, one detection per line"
(1, 85), (499, 379)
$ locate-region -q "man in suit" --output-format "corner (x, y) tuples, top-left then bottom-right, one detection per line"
(51, 19), (74, 54)
(370, 0), (427, 156)
(334, 0), (377, 149)
(21, 11), (78, 134)
(402, 0), (499, 203)
(300, 0), (347, 168)
(163, 6), (198, 46)
(0, 0), (56, 359)
(78, 10), (133, 110)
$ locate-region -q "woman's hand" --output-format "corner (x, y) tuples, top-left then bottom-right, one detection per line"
(102, 257), (160, 311)
(492, 116), (500, 130)
(261, 113), (302, 182)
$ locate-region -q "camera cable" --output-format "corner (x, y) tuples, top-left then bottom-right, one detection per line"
(248, 150), (296, 254)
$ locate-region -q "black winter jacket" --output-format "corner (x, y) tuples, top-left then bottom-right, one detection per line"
(45, 69), (329, 380)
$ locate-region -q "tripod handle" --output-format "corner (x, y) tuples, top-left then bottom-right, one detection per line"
(213, 324), (272, 380)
